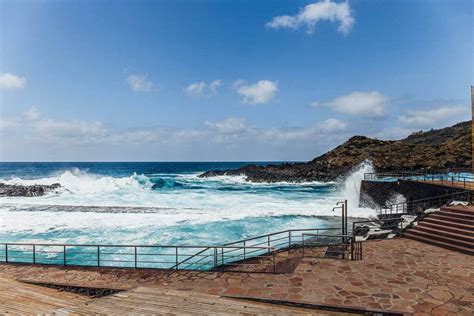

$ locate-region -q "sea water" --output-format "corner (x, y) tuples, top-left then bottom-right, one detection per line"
(0, 162), (377, 246)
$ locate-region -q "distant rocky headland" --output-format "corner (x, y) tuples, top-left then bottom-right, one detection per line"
(0, 183), (61, 197)
(199, 121), (472, 183)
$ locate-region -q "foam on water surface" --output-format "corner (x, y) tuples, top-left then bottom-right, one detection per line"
(0, 162), (377, 245)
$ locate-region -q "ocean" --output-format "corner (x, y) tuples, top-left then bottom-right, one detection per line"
(0, 162), (377, 246)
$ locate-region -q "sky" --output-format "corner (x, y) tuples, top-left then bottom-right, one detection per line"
(0, 0), (472, 161)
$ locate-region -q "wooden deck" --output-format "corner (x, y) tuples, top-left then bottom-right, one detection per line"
(0, 276), (335, 315)
(59, 287), (330, 315)
(0, 276), (89, 314)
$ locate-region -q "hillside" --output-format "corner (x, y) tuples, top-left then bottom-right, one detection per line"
(199, 121), (472, 182)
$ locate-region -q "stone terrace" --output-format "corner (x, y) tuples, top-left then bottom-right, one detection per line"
(0, 238), (473, 315)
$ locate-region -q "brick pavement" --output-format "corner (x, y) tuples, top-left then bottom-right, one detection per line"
(0, 238), (472, 315)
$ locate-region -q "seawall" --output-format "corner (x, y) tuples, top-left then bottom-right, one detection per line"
(360, 179), (468, 207)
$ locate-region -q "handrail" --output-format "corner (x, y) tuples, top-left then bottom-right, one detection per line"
(379, 191), (471, 217)
(0, 242), (274, 248)
(301, 233), (362, 260)
(0, 203), (351, 273)
(222, 227), (340, 246)
(386, 190), (471, 206)
(364, 171), (474, 184)
(172, 247), (211, 270)
(0, 228), (343, 273)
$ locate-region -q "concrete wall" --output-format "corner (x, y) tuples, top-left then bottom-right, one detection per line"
(360, 180), (468, 207)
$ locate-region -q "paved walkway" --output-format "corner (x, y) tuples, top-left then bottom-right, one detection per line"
(0, 238), (473, 315)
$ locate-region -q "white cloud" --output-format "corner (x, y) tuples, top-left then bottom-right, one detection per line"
(266, 0), (354, 35)
(17, 108), (107, 143)
(32, 119), (107, 141)
(234, 80), (278, 104)
(127, 74), (154, 92)
(1, 106), (354, 160)
(0, 73), (26, 89)
(398, 106), (468, 128)
(208, 80), (222, 94)
(262, 118), (347, 142)
(232, 79), (246, 90)
(185, 80), (221, 97)
(23, 107), (41, 121)
(0, 118), (20, 132)
(315, 118), (347, 132)
(205, 117), (248, 134)
(313, 91), (388, 117)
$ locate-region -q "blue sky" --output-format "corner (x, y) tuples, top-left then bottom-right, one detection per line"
(0, 0), (472, 161)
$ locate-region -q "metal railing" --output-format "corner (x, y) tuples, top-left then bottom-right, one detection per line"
(0, 242), (276, 272)
(301, 234), (362, 260)
(380, 191), (471, 217)
(0, 228), (343, 273)
(364, 170), (474, 190)
(0, 199), (364, 273)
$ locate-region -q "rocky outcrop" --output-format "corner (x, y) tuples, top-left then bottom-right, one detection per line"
(0, 183), (61, 197)
(199, 121), (471, 182)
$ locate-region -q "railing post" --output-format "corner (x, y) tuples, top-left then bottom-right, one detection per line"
(63, 245), (66, 266)
(344, 200), (348, 235)
(302, 235), (305, 257)
(288, 231), (292, 249)
(97, 246), (100, 267)
(272, 249), (276, 274)
(351, 237), (355, 260)
(213, 248), (217, 268)
(134, 247), (137, 269)
(33, 244), (36, 264)
(5, 244), (7, 263)
(175, 247), (178, 270)
(267, 236), (270, 254)
(221, 247), (224, 265)
(243, 241), (246, 259)
(342, 204), (346, 236)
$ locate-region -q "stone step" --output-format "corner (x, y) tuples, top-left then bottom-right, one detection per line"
(440, 206), (474, 216)
(404, 228), (474, 249)
(423, 217), (474, 231)
(403, 232), (474, 255)
(413, 225), (474, 242)
(437, 210), (474, 221)
(418, 221), (474, 237)
(428, 213), (474, 226)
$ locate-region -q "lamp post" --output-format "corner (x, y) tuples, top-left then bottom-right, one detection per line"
(471, 86), (473, 178)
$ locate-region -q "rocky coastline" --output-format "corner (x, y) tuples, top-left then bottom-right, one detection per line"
(0, 183), (61, 197)
(199, 121), (471, 183)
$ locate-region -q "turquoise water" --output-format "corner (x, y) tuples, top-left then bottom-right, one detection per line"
(0, 162), (376, 246)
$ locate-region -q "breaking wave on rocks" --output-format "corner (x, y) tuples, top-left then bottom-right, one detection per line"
(0, 162), (376, 244)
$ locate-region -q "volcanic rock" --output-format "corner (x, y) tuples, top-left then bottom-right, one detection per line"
(0, 183), (61, 197)
(199, 121), (471, 182)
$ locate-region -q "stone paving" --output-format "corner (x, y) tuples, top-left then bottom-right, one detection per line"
(0, 238), (473, 315)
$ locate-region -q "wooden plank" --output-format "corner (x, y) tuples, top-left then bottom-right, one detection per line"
(61, 287), (323, 315)
(0, 276), (90, 314)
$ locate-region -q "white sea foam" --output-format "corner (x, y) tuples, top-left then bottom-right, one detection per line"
(3, 169), (153, 193)
(0, 162), (377, 237)
(341, 160), (375, 208)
